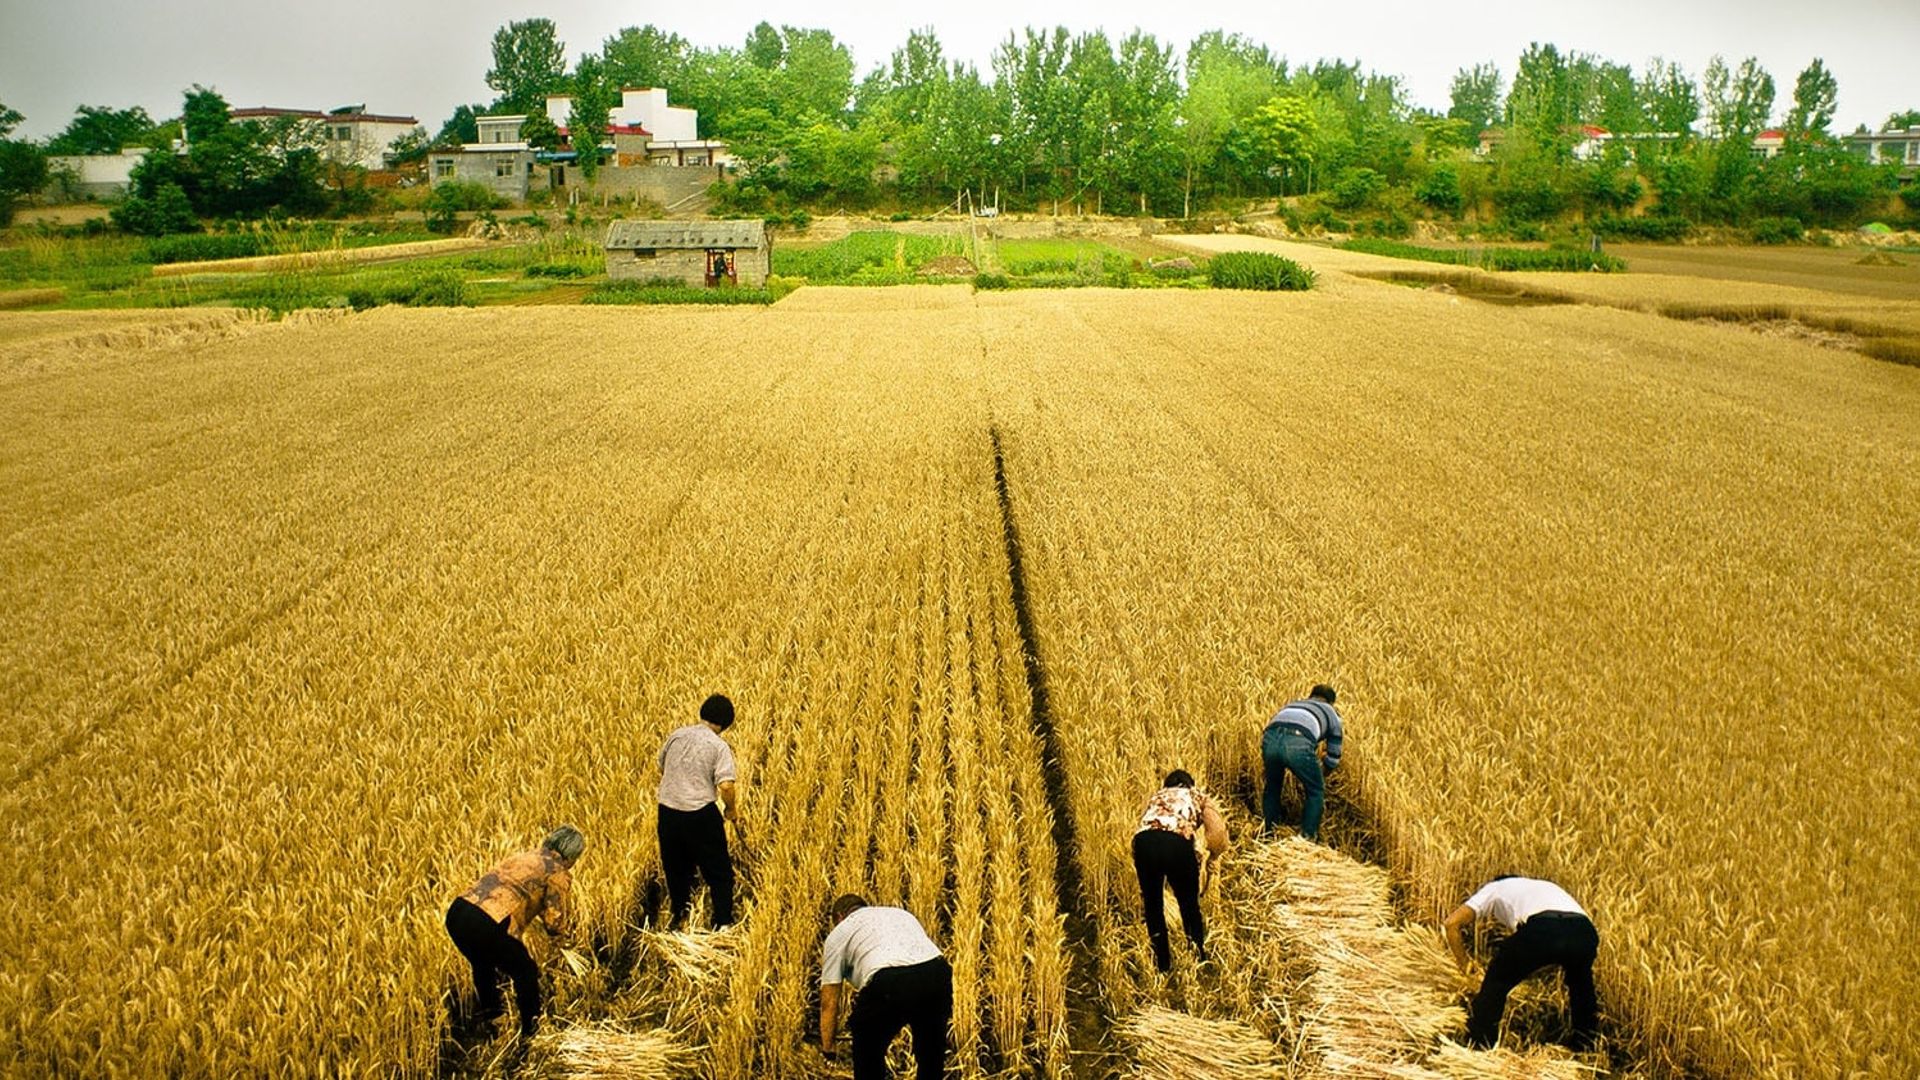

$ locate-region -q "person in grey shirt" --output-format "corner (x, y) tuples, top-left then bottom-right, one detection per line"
(818, 894), (951, 1080)
(1261, 683), (1344, 840)
(656, 694), (740, 928)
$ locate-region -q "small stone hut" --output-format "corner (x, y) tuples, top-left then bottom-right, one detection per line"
(603, 220), (770, 287)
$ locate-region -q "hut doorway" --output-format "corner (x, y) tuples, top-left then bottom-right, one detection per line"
(705, 250), (736, 287)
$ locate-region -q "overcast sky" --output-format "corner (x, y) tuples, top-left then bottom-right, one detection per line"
(3, 0), (1916, 140)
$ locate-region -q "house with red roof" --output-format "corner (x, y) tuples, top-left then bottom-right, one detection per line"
(228, 105), (421, 170)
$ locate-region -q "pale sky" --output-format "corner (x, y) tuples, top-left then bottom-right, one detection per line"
(2, 0), (1915, 140)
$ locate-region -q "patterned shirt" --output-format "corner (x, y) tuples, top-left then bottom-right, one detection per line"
(1135, 786), (1230, 855)
(461, 850), (573, 938)
(658, 723), (738, 811)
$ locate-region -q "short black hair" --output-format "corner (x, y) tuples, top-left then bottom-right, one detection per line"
(701, 693), (735, 729)
(1491, 874), (1519, 882)
(1163, 769), (1195, 789)
(829, 893), (868, 922)
(1309, 684), (1337, 704)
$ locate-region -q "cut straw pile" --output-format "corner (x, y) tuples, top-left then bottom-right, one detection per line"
(1242, 837), (1593, 1080)
(1119, 1005), (1287, 1080)
(535, 1022), (698, 1079)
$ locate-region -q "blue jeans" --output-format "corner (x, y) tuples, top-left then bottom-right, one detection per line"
(1262, 726), (1326, 840)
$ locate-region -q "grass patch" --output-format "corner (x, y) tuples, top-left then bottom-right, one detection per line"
(1342, 237), (1626, 272)
(583, 281), (773, 306)
(1208, 251), (1316, 291)
(772, 231), (968, 283)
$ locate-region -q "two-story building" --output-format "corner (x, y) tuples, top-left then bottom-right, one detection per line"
(543, 86), (731, 168)
(426, 114), (537, 200)
(1844, 125), (1920, 174)
(229, 105), (420, 169)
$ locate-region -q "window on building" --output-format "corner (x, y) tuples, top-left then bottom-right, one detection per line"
(433, 159), (455, 178)
(495, 157), (515, 177)
(634, 249), (657, 259)
(331, 125), (352, 142)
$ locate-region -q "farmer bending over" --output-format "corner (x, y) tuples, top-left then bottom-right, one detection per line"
(1133, 769), (1230, 971)
(444, 825), (583, 1039)
(819, 894), (953, 1080)
(1261, 684), (1344, 840)
(1443, 874), (1600, 1051)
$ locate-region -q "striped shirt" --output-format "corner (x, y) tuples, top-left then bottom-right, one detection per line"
(1266, 698), (1344, 768)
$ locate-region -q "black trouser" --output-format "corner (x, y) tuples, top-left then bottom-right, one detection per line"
(658, 802), (734, 928)
(850, 956), (953, 1080)
(1468, 911), (1600, 1049)
(445, 897), (542, 1037)
(1132, 828), (1205, 971)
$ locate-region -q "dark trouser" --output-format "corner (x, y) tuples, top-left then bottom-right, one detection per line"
(1132, 828), (1205, 972)
(1262, 725), (1326, 840)
(850, 956), (953, 1080)
(658, 802), (734, 928)
(1468, 911), (1600, 1050)
(445, 897), (542, 1037)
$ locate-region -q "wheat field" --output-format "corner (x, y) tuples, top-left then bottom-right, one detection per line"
(2, 264), (1916, 1077)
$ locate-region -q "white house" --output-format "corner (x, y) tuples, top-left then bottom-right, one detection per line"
(45, 147), (148, 198)
(228, 105), (420, 169)
(1844, 125), (1920, 170)
(543, 87), (730, 167)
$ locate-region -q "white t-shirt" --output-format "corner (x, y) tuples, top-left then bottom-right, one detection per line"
(657, 724), (737, 812)
(1463, 877), (1587, 930)
(820, 907), (943, 991)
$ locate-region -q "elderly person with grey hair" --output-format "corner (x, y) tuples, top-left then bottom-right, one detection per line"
(445, 825), (584, 1039)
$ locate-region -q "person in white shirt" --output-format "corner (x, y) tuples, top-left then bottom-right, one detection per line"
(818, 894), (951, 1080)
(1442, 875), (1600, 1051)
(656, 694), (741, 928)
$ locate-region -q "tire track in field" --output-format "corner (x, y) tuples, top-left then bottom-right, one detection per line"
(987, 421), (1114, 1071)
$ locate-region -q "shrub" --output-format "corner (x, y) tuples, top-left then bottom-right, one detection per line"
(344, 270), (472, 310)
(1207, 251), (1315, 291)
(111, 182), (199, 237)
(1341, 237), (1625, 272)
(583, 280), (773, 305)
(1415, 165), (1465, 213)
(424, 182), (500, 234)
(1750, 216), (1805, 244)
(1328, 168), (1386, 211)
(145, 233), (266, 263)
(972, 272), (1012, 290)
(524, 261), (596, 279)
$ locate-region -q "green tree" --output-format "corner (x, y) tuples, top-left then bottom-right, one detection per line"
(46, 105), (157, 156)
(487, 18), (568, 114)
(1886, 109), (1920, 130)
(601, 25), (691, 92)
(1595, 62), (1644, 134)
(1703, 55), (1774, 140)
(518, 112), (561, 151)
(1448, 63), (1502, 136)
(1507, 43), (1577, 158)
(568, 53), (619, 179)
(1639, 59), (1699, 138)
(1784, 58), (1837, 143)
(386, 126), (430, 166)
(0, 138), (49, 225)
(434, 105), (485, 147)
(1110, 30), (1181, 213)
(1248, 96), (1318, 194)
(0, 102), (22, 138)
(1177, 31), (1283, 214)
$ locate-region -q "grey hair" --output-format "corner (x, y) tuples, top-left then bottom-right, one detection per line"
(543, 825), (586, 863)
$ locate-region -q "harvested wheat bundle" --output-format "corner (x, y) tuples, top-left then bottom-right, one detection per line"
(1119, 1005), (1287, 1080)
(637, 924), (745, 988)
(1426, 1038), (1597, 1080)
(535, 1022), (699, 1080)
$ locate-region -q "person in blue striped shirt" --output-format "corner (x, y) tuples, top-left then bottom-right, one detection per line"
(1260, 684), (1344, 840)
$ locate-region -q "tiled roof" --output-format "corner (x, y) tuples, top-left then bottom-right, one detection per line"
(603, 219), (767, 250)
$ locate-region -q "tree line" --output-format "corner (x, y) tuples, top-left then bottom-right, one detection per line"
(3, 19), (1917, 231)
